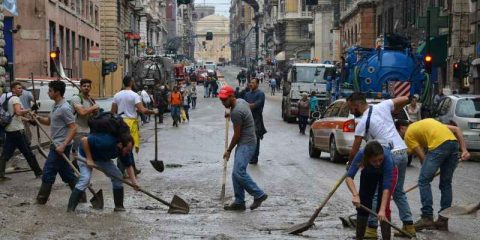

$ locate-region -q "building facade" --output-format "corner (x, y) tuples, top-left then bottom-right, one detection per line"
(194, 15), (230, 63)
(4, 0), (100, 79)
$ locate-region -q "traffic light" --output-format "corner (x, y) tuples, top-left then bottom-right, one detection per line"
(453, 62), (461, 79)
(206, 31), (213, 40)
(49, 48), (60, 77)
(177, 0), (191, 6)
(102, 60), (118, 77)
(424, 54), (432, 74)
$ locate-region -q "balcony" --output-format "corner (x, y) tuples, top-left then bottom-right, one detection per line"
(277, 11), (313, 21)
(340, 0), (376, 22)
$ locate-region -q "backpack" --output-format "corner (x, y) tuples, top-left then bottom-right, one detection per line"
(88, 111), (130, 138)
(0, 93), (14, 128)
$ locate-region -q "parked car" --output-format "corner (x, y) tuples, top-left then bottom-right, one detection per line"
(309, 98), (411, 162)
(433, 94), (480, 153)
(19, 78), (80, 113)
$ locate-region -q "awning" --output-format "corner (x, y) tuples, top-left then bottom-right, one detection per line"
(472, 58), (480, 65)
(275, 51), (285, 61)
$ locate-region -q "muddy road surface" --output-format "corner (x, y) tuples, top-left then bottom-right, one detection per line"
(1, 65), (479, 239)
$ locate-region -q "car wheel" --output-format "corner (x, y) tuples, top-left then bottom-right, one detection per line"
(309, 131), (321, 158)
(329, 136), (343, 163)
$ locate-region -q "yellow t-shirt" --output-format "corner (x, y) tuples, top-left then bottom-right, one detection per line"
(404, 118), (457, 152)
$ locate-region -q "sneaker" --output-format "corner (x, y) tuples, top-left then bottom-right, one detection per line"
(434, 216), (449, 231)
(364, 226), (378, 239)
(394, 224), (416, 238)
(250, 194), (268, 210)
(414, 216), (436, 231)
(224, 202), (246, 211)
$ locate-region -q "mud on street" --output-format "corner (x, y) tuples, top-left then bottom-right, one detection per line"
(0, 66), (479, 239)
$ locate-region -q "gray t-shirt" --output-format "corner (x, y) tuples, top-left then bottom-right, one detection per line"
(50, 99), (76, 146)
(71, 94), (93, 133)
(231, 99), (257, 145)
(19, 90), (33, 109)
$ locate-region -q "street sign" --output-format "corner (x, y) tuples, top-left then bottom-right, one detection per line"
(88, 47), (101, 62)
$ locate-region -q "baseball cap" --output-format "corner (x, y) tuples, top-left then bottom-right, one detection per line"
(218, 85), (235, 100)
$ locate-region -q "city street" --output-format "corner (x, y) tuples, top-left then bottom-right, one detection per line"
(0, 65), (478, 239)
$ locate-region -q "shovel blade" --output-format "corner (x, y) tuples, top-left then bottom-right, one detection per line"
(150, 160), (165, 173)
(440, 202), (480, 218)
(285, 222), (314, 235)
(339, 217), (352, 228)
(167, 195), (189, 214)
(90, 189), (104, 210)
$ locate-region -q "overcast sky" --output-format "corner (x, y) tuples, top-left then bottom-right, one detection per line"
(196, 0), (231, 17)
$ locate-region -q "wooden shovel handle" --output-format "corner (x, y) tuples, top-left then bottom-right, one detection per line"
(307, 173), (347, 223)
(359, 204), (413, 239)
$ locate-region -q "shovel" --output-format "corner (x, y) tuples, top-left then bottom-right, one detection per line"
(286, 173), (347, 235)
(76, 157), (189, 214)
(439, 202), (480, 218)
(32, 116), (104, 209)
(149, 114), (164, 172)
(359, 204), (413, 239)
(30, 73), (49, 160)
(220, 115), (230, 205)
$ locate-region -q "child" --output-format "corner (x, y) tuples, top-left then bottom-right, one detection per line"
(345, 141), (398, 240)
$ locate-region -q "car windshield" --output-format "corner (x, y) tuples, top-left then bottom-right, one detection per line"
(293, 66), (326, 83)
(455, 98), (480, 118)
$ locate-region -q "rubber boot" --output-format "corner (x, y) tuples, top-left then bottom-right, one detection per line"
(435, 216), (449, 231)
(0, 158), (10, 182)
(36, 182), (52, 204)
(414, 216), (435, 231)
(68, 181), (87, 203)
(380, 221), (391, 240)
(364, 226), (378, 239)
(113, 188), (125, 212)
(356, 216), (368, 240)
(67, 188), (84, 212)
(394, 223), (416, 238)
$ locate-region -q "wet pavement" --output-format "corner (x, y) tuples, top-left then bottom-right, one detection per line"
(1, 65), (479, 239)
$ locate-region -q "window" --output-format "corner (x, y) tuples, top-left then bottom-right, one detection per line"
(326, 102), (343, 117)
(66, 28), (71, 68)
(117, 0), (121, 24)
(76, 0), (82, 15)
(377, 14), (383, 36)
(72, 31), (76, 76)
(299, 23), (309, 39)
(90, 1), (94, 21)
(338, 102), (350, 118)
(95, 6), (99, 26)
(59, 25), (64, 62)
(455, 98), (480, 118)
(386, 7), (394, 33)
(49, 21), (56, 50)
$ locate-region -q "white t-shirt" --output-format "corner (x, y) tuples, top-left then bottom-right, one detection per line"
(6, 96), (24, 132)
(355, 99), (407, 150)
(113, 90), (142, 119)
(140, 90), (151, 104)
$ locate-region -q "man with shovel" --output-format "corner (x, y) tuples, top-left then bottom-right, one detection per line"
(396, 118), (470, 231)
(347, 92), (415, 238)
(67, 132), (138, 212)
(219, 85), (268, 211)
(111, 76), (156, 177)
(33, 80), (79, 204)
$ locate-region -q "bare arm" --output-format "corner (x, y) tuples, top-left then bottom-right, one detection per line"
(223, 123), (242, 161)
(348, 136), (363, 162)
(378, 189), (390, 221)
(412, 146), (426, 163)
(392, 96), (409, 113)
(74, 104), (99, 116)
(135, 102), (155, 115)
(13, 103), (29, 116)
(36, 115), (51, 126)
(81, 137), (95, 166)
(446, 125), (470, 161)
(111, 102), (118, 114)
(346, 177), (360, 207)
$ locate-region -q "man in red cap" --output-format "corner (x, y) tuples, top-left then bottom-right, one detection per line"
(219, 85), (268, 211)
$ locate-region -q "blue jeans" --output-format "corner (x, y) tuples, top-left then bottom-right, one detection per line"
(419, 140), (459, 217)
(368, 150), (413, 226)
(233, 144), (265, 204)
(204, 85), (210, 97)
(251, 137), (260, 163)
(42, 144), (77, 185)
(76, 158), (123, 191)
(171, 106), (180, 122)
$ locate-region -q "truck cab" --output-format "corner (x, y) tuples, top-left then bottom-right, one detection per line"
(282, 63), (335, 123)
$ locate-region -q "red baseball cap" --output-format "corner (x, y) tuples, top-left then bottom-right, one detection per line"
(218, 85), (235, 100)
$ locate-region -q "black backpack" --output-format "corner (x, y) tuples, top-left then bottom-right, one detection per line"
(0, 93), (14, 128)
(88, 111), (130, 138)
